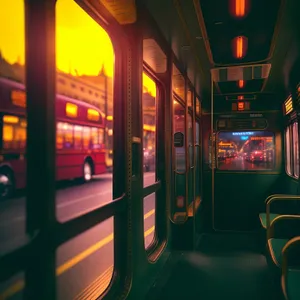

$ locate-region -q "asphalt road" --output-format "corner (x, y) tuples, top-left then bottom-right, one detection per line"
(0, 172), (156, 300)
(218, 157), (274, 171)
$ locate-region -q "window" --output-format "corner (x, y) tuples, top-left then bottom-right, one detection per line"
(285, 122), (299, 178)
(217, 131), (275, 171)
(0, 1), (27, 297)
(74, 125), (83, 149)
(173, 99), (186, 172)
(293, 123), (299, 178)
(142, 72), (157, 248)
(195, 121), (201, 198)
(55, 0), (116, 297)
(2, 115), (26, 150)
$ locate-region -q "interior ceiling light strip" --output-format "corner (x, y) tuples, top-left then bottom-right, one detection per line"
(232, 36), (248, 59)
(229, 0), (250, 18)
(238, 80), (245, 88)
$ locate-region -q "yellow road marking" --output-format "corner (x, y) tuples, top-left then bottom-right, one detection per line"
(57, 234), (113, 276)
(0, 210), (155, 300)
(144, 209), (155, 220)
(0, 281), (24, 300)
(75, 226), (155, 300)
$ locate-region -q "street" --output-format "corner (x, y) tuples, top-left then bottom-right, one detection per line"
(0, 172), (156, 300)
(218, 157), (274, 171)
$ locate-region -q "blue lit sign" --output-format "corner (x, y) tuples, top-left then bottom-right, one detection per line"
(232, 132), (254, 136)
(241, 136), (249, 140)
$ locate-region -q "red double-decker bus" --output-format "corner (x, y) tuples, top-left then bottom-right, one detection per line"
(0, 77), (107, 200)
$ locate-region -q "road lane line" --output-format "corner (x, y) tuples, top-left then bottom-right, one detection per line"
(74, 226), (155, 300)
(0, 192), (112, 228)
(0, 280), (24, 300)
(57, 191), (111, 208)
(1, 173), (155, 226)
(144, 209), (155, 219)
(0, 211), (155, 300)
(56, 234), (113, 276)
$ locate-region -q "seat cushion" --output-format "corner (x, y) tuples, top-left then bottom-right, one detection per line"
(285, 269), (300, 299)
(259, 213), (279, 229)
(268, 238), (289, 266)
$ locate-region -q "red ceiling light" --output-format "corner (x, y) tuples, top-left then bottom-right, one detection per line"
(238, 80), (245, 88)
(232, 36), (248, 59)
(238, 102), (245, 111)
(229, 0), (250, 18)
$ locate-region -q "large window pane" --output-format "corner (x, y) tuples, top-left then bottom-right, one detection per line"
(285, 127), (292, 176)
(55, 0), (114, 222)
(217, 131), (275, 171)
(293, 122), (299, 178)
(142, 73), (156, 186)
(142, 72), (157, 248)
(56, 218), (114, 299)
(188, 114), (193, 168)
(195, 122), (201, 198)
(0, 0), (26, 252)
(55, 1), (115, 299)
(144, 193), (155, 248)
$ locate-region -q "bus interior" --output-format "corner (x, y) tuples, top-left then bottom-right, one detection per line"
(1, 0), (300, 299)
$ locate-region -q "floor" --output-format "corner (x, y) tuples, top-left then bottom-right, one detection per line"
(147, 232), (283, 300)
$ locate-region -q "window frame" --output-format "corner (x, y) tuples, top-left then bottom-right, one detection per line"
(285, 121), (299, 179)
(216, 130), (277, 172)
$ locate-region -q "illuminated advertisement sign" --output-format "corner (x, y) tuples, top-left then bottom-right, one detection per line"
(232, 132), (254, 136)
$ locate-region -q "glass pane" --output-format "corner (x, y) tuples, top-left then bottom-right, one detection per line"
(195, 122), (200, 197)
(173, 100), (186, 172)
(196, 122), (200, 144)
(196, 98), (201, 116)
(57, 218), (114, 299)
(142, 73), (156, 187)
(172, 65), (184, 100)
(55, 0), (114, 221)
(217, 131), (275, 171)
(293, 122), (299, 178)
(188, 114), (193, 168)
(144, 193), (155, 248)
(187, 90), (192, 109)
(285, 127), (291, 176)
(0, 0), (26, 249)
(0, 272), (24, 300)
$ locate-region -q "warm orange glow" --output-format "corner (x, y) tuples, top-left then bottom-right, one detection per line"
(235, 0), (245, 17)
(0, 1), (155, 107)
(107, 115), (113, 121)
(237, 37), (243, 58)
(3, 115), (19, 124)
(143, 124), (156, 132)
(238, 80), (245, 88)
(238, 102), (245, 111)
(232, 36), (248, 59)
(56, 0), (114, 78)
(229, 0), (249, 18)
(0, 0), (25, 65)
(143, 72), (156, 97)
(11, 90), (26, 107)
(238, 95), (244, 100)
(87, 108), (100, 121)
(66, 102), (78, 117)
